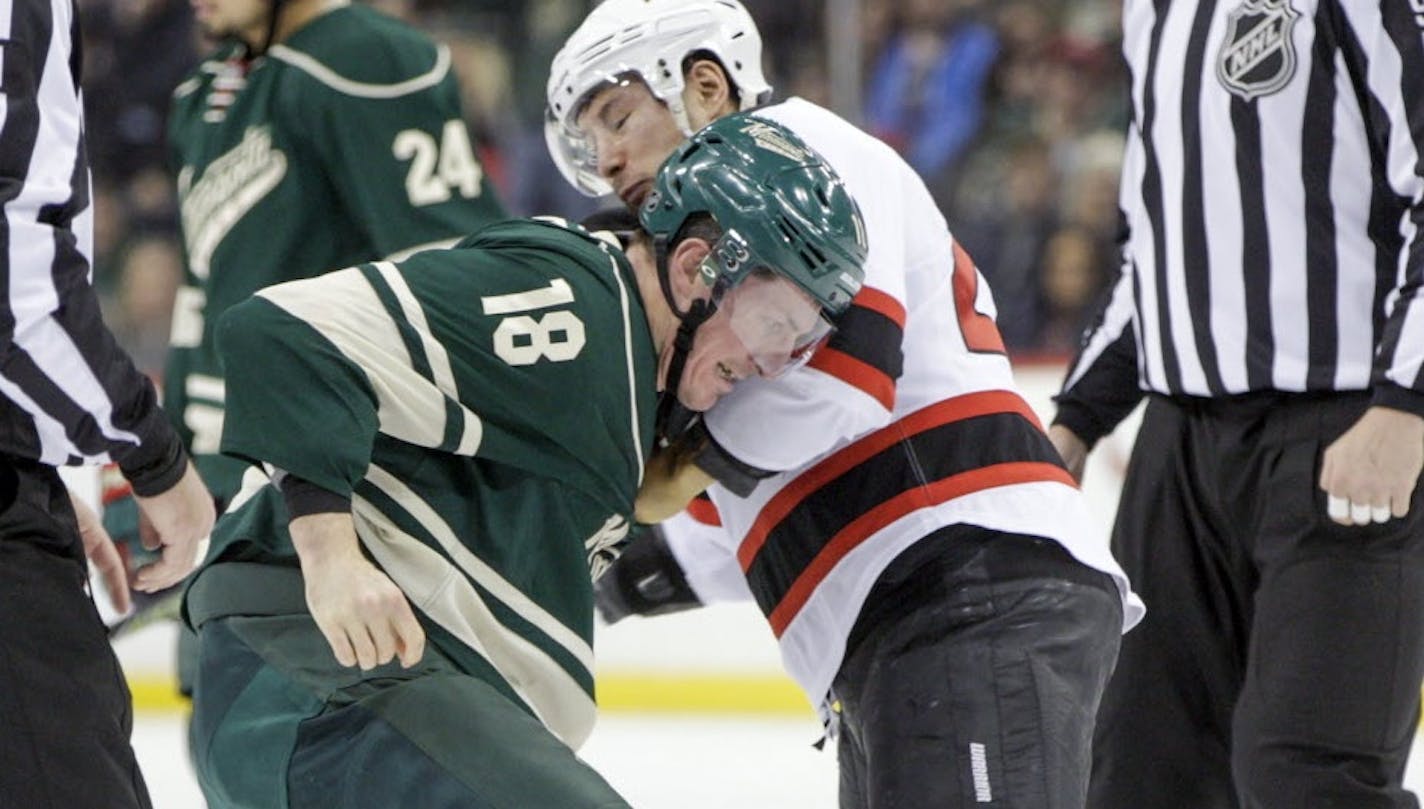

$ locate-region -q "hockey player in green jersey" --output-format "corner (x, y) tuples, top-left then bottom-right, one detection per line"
(182, 116), (868, 808)
(103, 0), (504, 639)
(167, 0), (505, 506)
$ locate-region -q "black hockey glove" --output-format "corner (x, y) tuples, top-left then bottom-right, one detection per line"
(594, 525), (703, 624)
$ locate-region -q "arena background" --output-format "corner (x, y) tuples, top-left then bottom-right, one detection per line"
(72, 1), (1422, 805)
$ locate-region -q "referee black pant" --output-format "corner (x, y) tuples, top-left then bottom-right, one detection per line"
(0, 457), (151, 809)
(1091, 393), (1424, 809)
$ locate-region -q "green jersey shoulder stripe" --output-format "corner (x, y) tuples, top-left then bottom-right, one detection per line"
(363, 261), (473, 452)
(267, 42), (451, 99)
(385, 236), (462, 262)
(255, 267), (483, 456)
(354, 261), (469, 453)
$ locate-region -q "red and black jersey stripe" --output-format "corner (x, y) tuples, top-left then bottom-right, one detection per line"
(685, 492), (722, 527)
(808, 287), (905, 411)
(737, 390), (1074, 636)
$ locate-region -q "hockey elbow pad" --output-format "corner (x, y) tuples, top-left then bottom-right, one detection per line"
(594, 525), (703, 624)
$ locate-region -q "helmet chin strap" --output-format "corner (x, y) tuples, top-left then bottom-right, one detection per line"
(655, 298), (713, 441)
(250, 0), (288, 57)
(652, 234), (716, 442)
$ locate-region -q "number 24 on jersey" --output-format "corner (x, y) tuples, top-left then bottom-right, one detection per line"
(394, 120), (485, 206)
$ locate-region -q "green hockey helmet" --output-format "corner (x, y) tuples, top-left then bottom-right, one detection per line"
(639, 114), (867, 375)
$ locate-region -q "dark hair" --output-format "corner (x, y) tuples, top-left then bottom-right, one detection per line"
(580, 207), (641, 233)
(672, 212), (723, 249)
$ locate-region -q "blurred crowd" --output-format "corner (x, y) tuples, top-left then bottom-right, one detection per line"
(80, 0), (1127, 374)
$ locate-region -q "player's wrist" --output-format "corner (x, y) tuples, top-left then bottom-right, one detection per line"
(289, 512), (362, 569)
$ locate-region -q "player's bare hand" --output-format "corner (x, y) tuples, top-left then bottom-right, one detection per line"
(1320, 406), (1424, 525)
(132, 461), (215, 592)
(1049, 423), (1090, 483)
(70, 490), (131, 615)
(290, 512), (425, 670)
(635, 444), (715, 524)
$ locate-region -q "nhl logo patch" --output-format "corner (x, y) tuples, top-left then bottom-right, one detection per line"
(1216, 0), (1300, 101)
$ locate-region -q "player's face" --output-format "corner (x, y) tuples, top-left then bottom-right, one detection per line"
(573, 79), (686, 210)
(674, 304), (761, 412)
(191, 0), (269, 41)
(674, 272), (830, 411)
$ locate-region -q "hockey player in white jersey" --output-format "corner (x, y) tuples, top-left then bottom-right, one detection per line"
(546, 2), (1144, 807)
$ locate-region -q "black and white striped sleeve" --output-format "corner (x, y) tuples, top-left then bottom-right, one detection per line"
(1053, 243), (1145, 447)
(0, 0), (185, 494)
(1343, 2), (1424, 416)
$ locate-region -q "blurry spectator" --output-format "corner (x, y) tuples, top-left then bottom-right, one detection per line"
(983, 1), (1056, 138)
(90, 182), (129, 288)
(744, 0), (826, 94)
(504, 0), (602, 217)
(124, 167), (182, 236)
(952, 136), (1060, 350)
(441, 27), (514, 194)
(80, 0), (199, 184)
(864, 0), (999, 204)
(1037, 226), (1107, 353)
(1058, 128), (1126, 262)
(104, 236), (184, 375)
(1037, 37), (1119, 157)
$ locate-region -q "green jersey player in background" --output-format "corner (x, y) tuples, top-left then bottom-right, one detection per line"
(102, 0), (504, 641)
(182, 118), (867, 808)
(167, 0), (505, 505)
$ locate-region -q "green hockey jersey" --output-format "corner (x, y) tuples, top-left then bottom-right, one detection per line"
(166, 4), (505, 502)
(206, 218), (658, 748)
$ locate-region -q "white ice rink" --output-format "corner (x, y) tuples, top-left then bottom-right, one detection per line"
(123, 608), (847, 808)
(134, 712), (841, 808)
(132, 711), (1424, 809)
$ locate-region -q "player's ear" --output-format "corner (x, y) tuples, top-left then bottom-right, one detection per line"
(666, 237), (713, 311)
(683, 59), (735, 126)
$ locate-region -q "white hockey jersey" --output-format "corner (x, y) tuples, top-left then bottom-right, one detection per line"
(663, 98), (1145, 711)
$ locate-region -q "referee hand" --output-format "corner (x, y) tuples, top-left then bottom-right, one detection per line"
(132, 460), (215, 592)
(70, 491), (131, 616)
(1320, 406), (1424, 526)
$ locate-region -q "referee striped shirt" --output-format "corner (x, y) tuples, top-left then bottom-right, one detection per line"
(1057, 0), (1424, 443)
(0, 0), (185, 493)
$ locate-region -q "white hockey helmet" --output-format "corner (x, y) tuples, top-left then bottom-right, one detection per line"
(545, 0), (773, 197)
